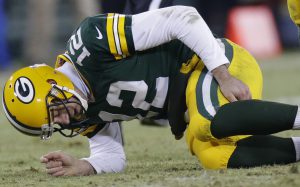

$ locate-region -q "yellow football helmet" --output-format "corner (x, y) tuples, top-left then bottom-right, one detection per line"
(2, 64), (89, 140)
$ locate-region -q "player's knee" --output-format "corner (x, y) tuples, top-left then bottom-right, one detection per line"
(187, 134), (222, 169)
(197, 150), (226, 170)
(187, 127), (231, 169)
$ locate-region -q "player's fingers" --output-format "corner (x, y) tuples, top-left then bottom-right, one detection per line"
(245, 86), (252, 99)
(226, 94), (237, 102)
(40, 156), (48, 163)
(42, 151), (64, 160)
(237, 87), (251, 100)
(52, 170), (66, 177)
(46, 166), (63, 175)
(241, 91), (251, 100)
(236, 91), (247, 100)
(45, 160), (62, 169)
(248, 91), (252, 100)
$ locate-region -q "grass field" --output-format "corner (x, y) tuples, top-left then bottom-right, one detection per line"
(0, 51), (300, 187)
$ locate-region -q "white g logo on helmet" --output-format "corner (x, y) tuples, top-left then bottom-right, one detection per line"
(14, 77), (35, 103)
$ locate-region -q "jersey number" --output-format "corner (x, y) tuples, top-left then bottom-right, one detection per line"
(68, 28), (91, 66)
(99, 77), (169, 121)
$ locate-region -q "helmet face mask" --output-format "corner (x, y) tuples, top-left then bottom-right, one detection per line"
(42, 84), (89, 140)
(2, 64), (91, 140)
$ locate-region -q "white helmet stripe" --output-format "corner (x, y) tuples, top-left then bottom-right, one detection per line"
(2, 95), (41, 135)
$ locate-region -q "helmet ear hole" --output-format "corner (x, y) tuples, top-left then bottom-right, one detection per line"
(47, 79), (57, 85)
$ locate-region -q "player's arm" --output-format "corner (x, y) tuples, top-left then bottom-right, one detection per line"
(68, 6), (250, 101)
(131, 6), (251, 101)
(40, 122), (125, 176)
(132, 6), (227, 71)
(75, 6), (227, 70)
(82, 122), (126, 174)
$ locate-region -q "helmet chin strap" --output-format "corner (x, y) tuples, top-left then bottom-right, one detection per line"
(52, 84), (88, 111)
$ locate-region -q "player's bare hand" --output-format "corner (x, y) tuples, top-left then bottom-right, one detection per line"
(40, 151), (95, 176)
(212, 65), (251, 102)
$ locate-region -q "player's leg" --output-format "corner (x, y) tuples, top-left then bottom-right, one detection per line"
(211, 100), (299, 139)
(208, 39), (300, 138)
(185, 38), (300, 169)
(228, 135), (297, 168)
(186, 130), (299, 169)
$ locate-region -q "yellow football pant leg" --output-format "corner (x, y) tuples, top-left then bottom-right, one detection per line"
(186, 39), (263, 169)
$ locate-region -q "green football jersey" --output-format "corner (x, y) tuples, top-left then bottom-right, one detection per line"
(64, 13), (195, 123)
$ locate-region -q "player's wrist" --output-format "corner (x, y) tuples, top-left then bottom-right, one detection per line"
(212, 64), (231, 83)
(77, 159), (96, 176)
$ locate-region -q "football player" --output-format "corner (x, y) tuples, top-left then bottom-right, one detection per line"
(2, 6), (300, 176)
(288, 0), (300, 40)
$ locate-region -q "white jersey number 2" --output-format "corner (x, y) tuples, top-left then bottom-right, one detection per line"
(99, 77), (169, 121)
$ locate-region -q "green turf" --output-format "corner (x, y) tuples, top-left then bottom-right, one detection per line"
(0, 51), (300, 187)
